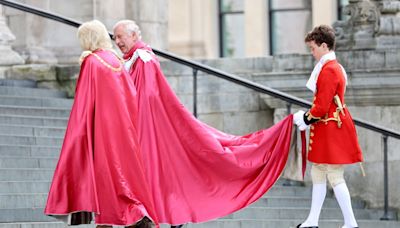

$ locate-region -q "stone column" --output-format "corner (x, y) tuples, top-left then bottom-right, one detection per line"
(125, 0), (168, 50)
(244, 0), (268, 57)
(375, 0), (400, 48)
(168, 0), (218, 58)
(0, 5), (24, 67)
(311, 0), (338, 27)
(5, 0), (57, 64)
(94, 0), (126, 29)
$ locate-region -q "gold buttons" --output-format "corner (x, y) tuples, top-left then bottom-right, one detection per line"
(308, 146), (312, 151)
(310, 132), (314, 137)
(310, 139), (313, 144)
(310, 125), (315, 130)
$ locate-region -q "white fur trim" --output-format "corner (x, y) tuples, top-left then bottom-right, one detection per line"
(306, 52), (347, 93)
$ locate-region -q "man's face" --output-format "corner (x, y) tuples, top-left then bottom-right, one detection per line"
(113, 25), (137, 54)
(306, 40), (329, 62)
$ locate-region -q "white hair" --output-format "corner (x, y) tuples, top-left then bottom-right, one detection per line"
(113, 20), (142, 40)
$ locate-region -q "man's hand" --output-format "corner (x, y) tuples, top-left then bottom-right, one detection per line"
(293, 110), (309, 131)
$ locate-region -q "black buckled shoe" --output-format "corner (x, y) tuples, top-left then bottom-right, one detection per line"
(171, 225), (184, 228)
(296, 224), (318, 228)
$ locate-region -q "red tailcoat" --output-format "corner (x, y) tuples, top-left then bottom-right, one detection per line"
(45, 50), (157, 226)
(308, 60), (363, 164)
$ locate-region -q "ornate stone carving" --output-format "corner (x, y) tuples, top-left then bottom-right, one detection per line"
(377, 0), (400, 35)
(0, 6), (24, 66)
(334, 0), (400, 50)
(334, 0), (380, 50)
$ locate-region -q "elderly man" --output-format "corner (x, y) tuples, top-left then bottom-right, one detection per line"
(113, 19), (183, 228)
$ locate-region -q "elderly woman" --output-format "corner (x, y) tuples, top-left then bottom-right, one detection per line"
(44, 20), (157, 228)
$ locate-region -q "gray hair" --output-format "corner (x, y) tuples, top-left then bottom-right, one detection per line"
(113, 20), (142, 40)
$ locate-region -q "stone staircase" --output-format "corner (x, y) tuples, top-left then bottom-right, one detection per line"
(0, 79), (399, 228)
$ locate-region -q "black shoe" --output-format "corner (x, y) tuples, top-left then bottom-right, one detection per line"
(171, 225), (184, 228)
(130, 217), (154, 228)
(296, 224), (318, 228)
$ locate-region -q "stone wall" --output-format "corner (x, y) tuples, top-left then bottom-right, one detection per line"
(4, 0), (168, 64)
(236, 51), (400, 211)
(8, 49), (400, 211)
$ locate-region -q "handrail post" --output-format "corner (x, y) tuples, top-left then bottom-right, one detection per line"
(193, 68), (198, 118)
(380, 134), (393, 220)
(286, 103), (292, 115)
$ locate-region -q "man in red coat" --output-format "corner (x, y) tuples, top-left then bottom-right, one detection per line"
(294, 25), (363, 228)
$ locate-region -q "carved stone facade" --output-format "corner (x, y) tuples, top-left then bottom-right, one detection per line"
(0, 5), (24, 71)
(1, 0), (399, 212)
(334, 0), (400, 50)
(3, 0), (168, 64)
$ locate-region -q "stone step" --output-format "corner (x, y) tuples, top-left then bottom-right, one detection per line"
(184, 219), (400, 228)
(265, 185), (331, 197)
(277, 178), (305, 187)
(0, 181), (51, 194)
(0, 208), (56, 223)
(0, 192), (388, 220)
(0, 115), (68, 127)
(0, 192), (366, 211)
(227, 206), (397, 220)
(0, 86), (66, 98)
(0, 168), (54, 181)
(0, 144), (60, 157)
(0, 105), (71, 118)
(0, 219), (399, 228)
(0, 135), (63, 146)
(0, 193), (48, 209)
(254, 196), (365, 209)
(0, 96), (72, 108)
(0, 223), (95, 228)
(0, 182), (309, 196)
(0, 79), (36, 88)
(0, 181), (311, 196)
(0, 124), (65, 137)
(0, 157), (57, 169)
(0, 223), (89, 228)
(0, 183), (316, 197)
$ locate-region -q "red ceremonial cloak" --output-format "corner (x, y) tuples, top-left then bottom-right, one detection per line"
(44, 50), (158, 226)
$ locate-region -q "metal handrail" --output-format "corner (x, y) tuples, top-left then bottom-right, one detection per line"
(1, 0), (399, 220)
(2, 0), (398, 139)
(0, 0), (80, 27)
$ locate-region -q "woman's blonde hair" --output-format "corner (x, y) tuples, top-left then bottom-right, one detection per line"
(77, 20), (113, 52)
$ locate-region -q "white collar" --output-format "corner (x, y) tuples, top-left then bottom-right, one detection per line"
(123, 49), (153, 72)
(306, 52), (347, 93)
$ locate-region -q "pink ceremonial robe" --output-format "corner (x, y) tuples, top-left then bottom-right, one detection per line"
(125, 42), (294, 225)
(45, 50), (158, 226)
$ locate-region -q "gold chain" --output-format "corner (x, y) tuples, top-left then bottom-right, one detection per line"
(90, 52), (122, 72)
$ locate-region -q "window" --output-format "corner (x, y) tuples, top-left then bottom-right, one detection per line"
(218, 0), (245, 57)
(268, 0), (312, 55)
(338, 0), (349, 20)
